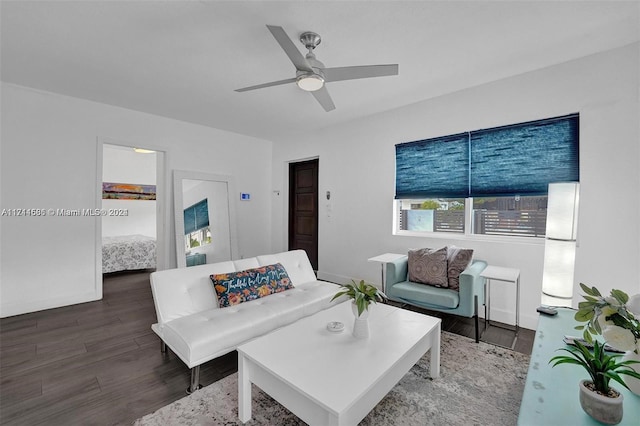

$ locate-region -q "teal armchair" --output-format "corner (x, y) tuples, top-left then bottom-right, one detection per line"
(385, 257), (487, 342)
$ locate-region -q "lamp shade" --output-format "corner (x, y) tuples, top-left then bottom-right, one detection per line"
(541, 182), (579, 298)
(545, 182), (579, 240)
(542, 239), (576, 298)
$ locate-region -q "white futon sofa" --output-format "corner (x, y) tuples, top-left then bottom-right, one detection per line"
(150, 249), (341, 393)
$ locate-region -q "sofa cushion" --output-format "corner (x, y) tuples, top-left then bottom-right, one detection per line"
(388, 281), (460, 309)
(159, 280), (341, 367)
(257, 250), (317, 285)
(447, 246), (474, 291)
(408, 247), (449, 287)
(211, 263), (294, 308)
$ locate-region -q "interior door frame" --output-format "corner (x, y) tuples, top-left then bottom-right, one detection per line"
(95, 137), (168, 299)
(287, 157), (320, 271)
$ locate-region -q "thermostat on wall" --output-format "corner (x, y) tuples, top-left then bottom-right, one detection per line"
(240, 193), (250, 201)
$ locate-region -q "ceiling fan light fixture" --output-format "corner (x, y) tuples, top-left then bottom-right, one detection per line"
(296, 73), (324, 92)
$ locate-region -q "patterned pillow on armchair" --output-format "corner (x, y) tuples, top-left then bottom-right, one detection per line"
(447, 246), (474, 291)
(408, 247), (449, 287)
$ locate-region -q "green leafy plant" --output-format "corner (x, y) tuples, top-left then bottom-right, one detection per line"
(575, 283), (640, 353)
(550, 340), (640, 395)
(331, 279), (386, 316)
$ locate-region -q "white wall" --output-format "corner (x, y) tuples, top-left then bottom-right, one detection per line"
(102, 144), (157, 238)
(271, 43), (640, 330)
(0, 83), (273, 317)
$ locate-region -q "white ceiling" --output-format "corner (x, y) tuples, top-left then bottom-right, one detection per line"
(2, 1), (638, 142)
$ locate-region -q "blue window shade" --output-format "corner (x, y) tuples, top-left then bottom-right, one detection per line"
(184, 199), (210, 234)
(395, 133), (469, 198)
(470, 114), (579, 197)
(395, 114), (579, 199)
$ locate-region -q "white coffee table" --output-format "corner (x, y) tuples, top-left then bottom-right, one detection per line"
(238, 301), (441, 425)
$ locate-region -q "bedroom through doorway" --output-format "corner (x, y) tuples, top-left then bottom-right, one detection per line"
(99, 142), (163, 279)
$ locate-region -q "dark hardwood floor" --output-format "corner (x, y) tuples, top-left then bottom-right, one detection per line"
(0, 270), (534, 425)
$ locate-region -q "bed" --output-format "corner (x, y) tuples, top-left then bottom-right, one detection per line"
(102, 234), (156, 273)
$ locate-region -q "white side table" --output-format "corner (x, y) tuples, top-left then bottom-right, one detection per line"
(480, 265), (520, 348)
(367, 253), (405, 293)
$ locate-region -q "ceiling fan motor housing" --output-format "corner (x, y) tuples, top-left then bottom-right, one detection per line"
(299, 31), (321, 50)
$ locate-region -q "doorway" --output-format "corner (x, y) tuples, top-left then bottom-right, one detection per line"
(95, 138), (166, 298)
(288, 159), (319, 270)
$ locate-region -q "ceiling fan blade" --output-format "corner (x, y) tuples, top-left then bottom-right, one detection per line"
(323, 64), (399, 82)
(266, 25), (312, 72)
(311, 86), (336, 112)
(235, 77), (297, 92)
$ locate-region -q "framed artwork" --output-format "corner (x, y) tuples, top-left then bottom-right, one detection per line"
(102, 182), (156, 200)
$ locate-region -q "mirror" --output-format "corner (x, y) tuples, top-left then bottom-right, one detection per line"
(173, 170), (239, 268)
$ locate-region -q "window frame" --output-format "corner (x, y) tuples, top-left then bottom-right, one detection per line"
(393, 198), (547, 245)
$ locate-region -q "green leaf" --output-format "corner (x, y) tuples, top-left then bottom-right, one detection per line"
(610, 289), (629, 305)
(583, 329), (593, 343)
(575, 310), (594, 322)
(605, 371), (631, 391)
(580, 283), (595, 296)
(574, 325), (584, 330)
(617, 367), (640, 380)
(330, 290), (348, 302)
(590, 286), (602, 297)
(549, 358), (584, 368)
(593, 340), (602, 360)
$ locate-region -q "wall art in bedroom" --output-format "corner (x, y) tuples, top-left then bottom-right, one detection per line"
(102, 182), (156, 200)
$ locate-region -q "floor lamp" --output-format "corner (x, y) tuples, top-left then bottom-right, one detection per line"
(542, 182), (580, 300)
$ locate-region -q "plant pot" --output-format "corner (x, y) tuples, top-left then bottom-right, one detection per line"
(578, 379), (623, 425)
(621, 350), (640, 396)
(351, 303), (370, 339)
(351, 302), (370, 320)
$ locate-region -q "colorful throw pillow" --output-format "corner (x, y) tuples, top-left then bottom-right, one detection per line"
(210, 263), (294, 308)
(447, 246), (474, 291)
(408, 247), (449, 287)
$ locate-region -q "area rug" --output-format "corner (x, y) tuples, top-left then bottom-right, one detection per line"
(134, 332), (530, 425)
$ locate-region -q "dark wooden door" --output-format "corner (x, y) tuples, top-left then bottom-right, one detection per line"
(288, 159), (319, 270)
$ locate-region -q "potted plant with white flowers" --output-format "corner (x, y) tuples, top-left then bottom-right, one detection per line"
(574, 284), (640, 395)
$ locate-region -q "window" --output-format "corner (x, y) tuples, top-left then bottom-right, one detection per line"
(472, 195), (547, 237)
(183, 198), (212, 249)
(394, 114), (578, 238)
(185, 227), (212, 250)
(397, 198), (465, 233)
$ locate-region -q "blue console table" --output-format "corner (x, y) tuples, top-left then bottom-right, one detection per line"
(518, 307), (640, 425)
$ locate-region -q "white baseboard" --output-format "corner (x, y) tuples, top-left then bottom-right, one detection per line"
(316, 270), (350, 285)
(485, 306), (538, 331)
(0, 290), (100, 318)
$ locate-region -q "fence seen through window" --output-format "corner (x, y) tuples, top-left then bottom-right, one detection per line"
(397, 195), (548, 237)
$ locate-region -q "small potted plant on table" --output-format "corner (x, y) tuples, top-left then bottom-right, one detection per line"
(550, 337), (640, 424)
(331, 280), (386, 338)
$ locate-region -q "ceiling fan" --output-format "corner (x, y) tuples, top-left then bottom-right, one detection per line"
(235, 25), (399, 112)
